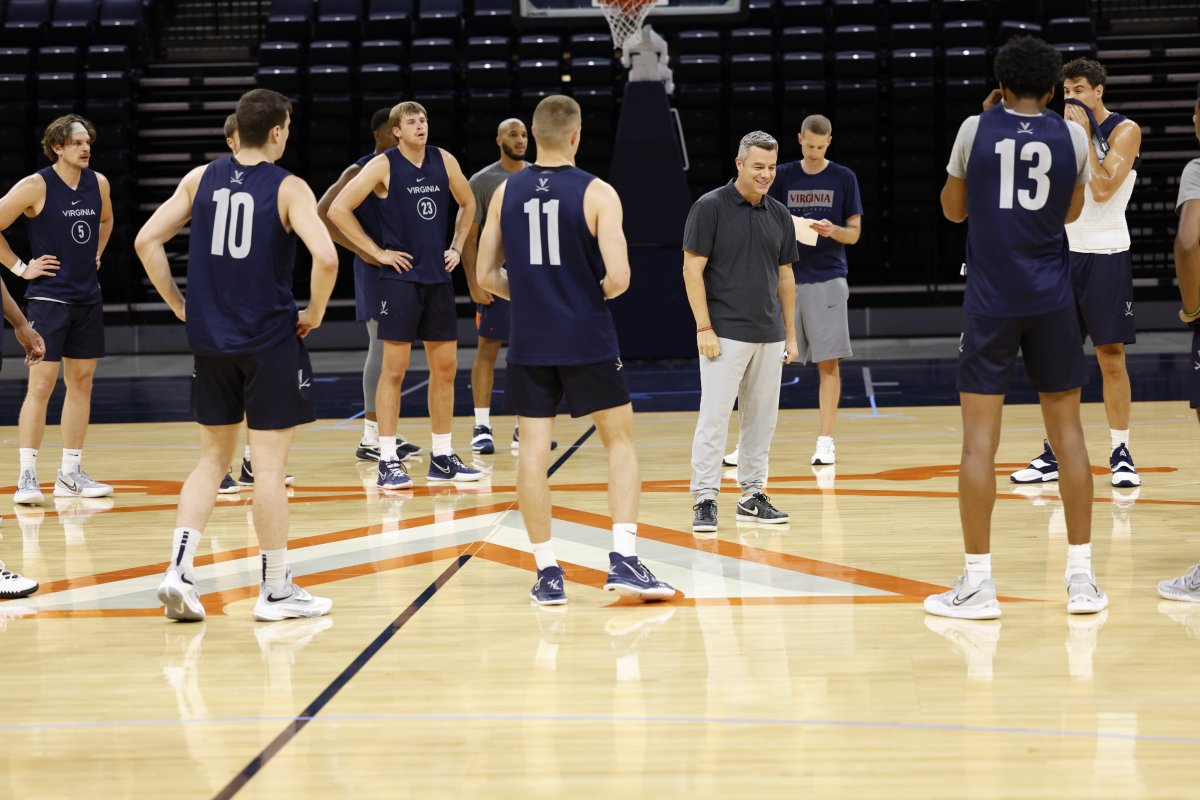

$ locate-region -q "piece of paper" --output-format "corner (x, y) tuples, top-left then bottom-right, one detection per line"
(792, 215), (819, 246)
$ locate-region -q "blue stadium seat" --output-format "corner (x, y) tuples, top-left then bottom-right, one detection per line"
(943, 46), (987, 77)
(308, 39), (353, 66)
(833, 24), (877, 51)
(0, 47), (30, 73)
(730, 82), (775, 133)
(940, 0), (986, 22)
(409, 61), (455, 91)
(359, 62), (403, 96)
(941, 20), (987, 48)
(84, 68), (129, 98)
(832, 0), (876, 25)
(314, 0), (364, 40)
(780, 0), (826, 28)
(1046, 17), (1092, 43)
(86, 43), (132, 70)
(256, 65), (303, 95)
(676, 30), (722, 57)
(728, 28), (773, 57)
(466, 59), (510, 88)
(367, 0), (413, 41)
(517, 58), (562, 90)
(995, 20), (1042, 44)
(569, 32), (613, 58)
(417, 0), (462, 38)
(744, 0), (775, 28)
(36, 70), (78, 99)
(84, 95), (132, 124)
(780, 26), (823, 53)
(675, 54), (722, 83)
(466, 89), (514, 115)
(675, 82), (722, 109)
(781, 51), (825, 81)
(519, 34), (562, 60)
(729, 53), (773, 82)
(1044, 0), (1090, 15)
(38, 45), (82, 73)
(466, 35), (509, 61)
(259, 40), (304, 68)
(3, 0), (50, 47)
(469, 0), (515, 36)
(1052, 41), (1095, 59)
(410, 37), (454, 62)
(891, 47), (934, 77)
(266, 0), (314, 42)
(887, 0), (931, 24)
(309, 65), (353, 115)
(890, 22), (933, 49)
(782, 80), (829, 125)
(833, 50), (876, 80)
(97, 0), (144, 47)
(49, 0), (97, 47)
(569, 56), (614, 85)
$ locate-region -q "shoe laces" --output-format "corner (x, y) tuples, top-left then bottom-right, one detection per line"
(446, 454), (469, 470)
(18, 470), (37, 488)
(693, 499), (716, 514)
(381, 459), (409, 478)
(0, 561), (13, 578)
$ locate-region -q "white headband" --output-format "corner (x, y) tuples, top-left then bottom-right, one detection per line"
(68, 122), (88, 137)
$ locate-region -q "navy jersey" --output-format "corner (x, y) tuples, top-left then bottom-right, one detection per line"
(378, 146), (452, 285)
(1098, 111), (1141, 171)
(768, 160), (862, 284)
(951, 105), (1088, 318)
(499, 164), (620, 366)
(25, 166), (102, 304)
(351, 151), (383, 320)
(186, 156), (298, 357)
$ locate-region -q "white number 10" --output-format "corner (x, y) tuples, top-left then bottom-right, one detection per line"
(523, 198), (560, 266)
(995, 138), (1052, 211)
(210, 188), (255, 259)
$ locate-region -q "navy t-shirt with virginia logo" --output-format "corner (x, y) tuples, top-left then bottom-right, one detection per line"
(26, 165), (103, 304)
(768, 160), (862, 284)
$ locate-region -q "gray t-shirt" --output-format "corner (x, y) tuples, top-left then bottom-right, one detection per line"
(682, 181), (799, 343)
(1177, 158), (1200, 215)
(469, 160), (529, 225)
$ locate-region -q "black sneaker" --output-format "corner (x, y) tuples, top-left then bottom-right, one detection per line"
(472, 425), (495, 454)
(355, 442), (381, 462)
(735, 491), (788, 524)
(692, 498), (718, 533)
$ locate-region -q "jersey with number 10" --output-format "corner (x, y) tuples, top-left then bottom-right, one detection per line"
(187, 156), (297, 357)
(961, 105), (1085, 318)
(499, 164), (619, 366)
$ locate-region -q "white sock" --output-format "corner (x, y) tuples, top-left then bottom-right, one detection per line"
(19, 448), (37, 473)
(363, 419), (379, 443)
(244, 445), (251, 461)
(474, 408), (490, 428)
(613, 523), (637, 557)
(817, 435), (833, 447)
(964, 553), (992, 588)
(61, 448), (82, 475)
(379, 435), (398, 462)
(432, 432), (452, 457)
(1066, 543), (1092, 580)
(170, 527), (201, 578)
(533, 541), (557, 571)
(1111, 429), (1129, 450)
(261, 548), (288, 592)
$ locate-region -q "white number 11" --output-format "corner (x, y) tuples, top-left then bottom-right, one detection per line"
(523, 198), (560, 266)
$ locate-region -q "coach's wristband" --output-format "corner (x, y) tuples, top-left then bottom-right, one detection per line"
(8, 259), (27, 277)
(1185, 304), (1200, 320)
(696, 325), (713, 334)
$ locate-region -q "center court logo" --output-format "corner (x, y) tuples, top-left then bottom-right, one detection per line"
(416, 197), (437, 220)
(71, 220), (92, 244)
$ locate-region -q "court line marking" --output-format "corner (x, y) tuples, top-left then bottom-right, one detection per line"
(313, 378), (432, 431)
(9, 712), (1200, 747)
(213, 425), (597, 799)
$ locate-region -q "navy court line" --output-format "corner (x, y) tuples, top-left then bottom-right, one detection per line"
(212, 425), (596, 799)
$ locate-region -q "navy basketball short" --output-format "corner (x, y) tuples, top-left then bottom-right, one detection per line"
(192, 334), (316, 430)
(1071, 250), (1136, 346)
(376, 279), (457, 342)
(1190, 325), (1200, 410)
(353, 258), (381, 322)
(26, 300), (104, 362)
(476, 297), (510, 342)
(957, 306), (1087, 395)
(507, 358), (630, 418)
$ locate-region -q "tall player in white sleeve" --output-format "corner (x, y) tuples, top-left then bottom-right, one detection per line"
(1011, 57), (1144, 489)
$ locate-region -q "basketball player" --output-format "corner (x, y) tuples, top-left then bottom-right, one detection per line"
(215, 114), (297, 495)
(1011, 58), (1144, 489)
(1158, 80), (1200, 602)
(460, 117), (554, 455)
(926, 36), (1107, 619)
(0, 278), (44, 598)
(328, 101), (481, 489)
(725, 115), (861, 469)
(317, 107), (422, 464)
(136, 88), (337, 622)
(476, 94), (675, 605)
(0, 115), (113, 506)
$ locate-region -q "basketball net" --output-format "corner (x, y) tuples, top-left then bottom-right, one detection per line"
(598, 0), (657, 50)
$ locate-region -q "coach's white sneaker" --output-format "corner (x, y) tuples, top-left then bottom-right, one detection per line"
(253, 572), (332, 622)
(157, 568), (205, 622)
(1158, 564), (1200, 603)
(1065, 572), (1108, 614)
(54, 469), (113, 498)
(812, 436), (835, 465)
(722, 448), (739, 467)
(13, 469), (43, 506)
(924, 572), (1001, 620)
(0, 561), (38, 599)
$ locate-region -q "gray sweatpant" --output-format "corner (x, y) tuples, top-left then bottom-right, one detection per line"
(690, 337), (784, 501)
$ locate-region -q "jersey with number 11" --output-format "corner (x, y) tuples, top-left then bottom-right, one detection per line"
(958, 104), (1088, 318)
(187, 156), (298, 357)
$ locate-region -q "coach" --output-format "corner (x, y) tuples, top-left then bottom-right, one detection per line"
(683, 130), (799, 534)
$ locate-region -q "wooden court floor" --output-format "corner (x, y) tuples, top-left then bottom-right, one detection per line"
(2, 400), (1200, 798)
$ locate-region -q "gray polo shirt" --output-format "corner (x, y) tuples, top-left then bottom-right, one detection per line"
(1177, 158), (1200, 216)
(683, 180), (798, 343)
(469, 159), (529, 225)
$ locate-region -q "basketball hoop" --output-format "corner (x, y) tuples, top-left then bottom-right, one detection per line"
(597, 0), (658, 49)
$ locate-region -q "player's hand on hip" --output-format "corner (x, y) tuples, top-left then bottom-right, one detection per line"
(443, 248), (461, 271)
(378, 249), (414, 273)
(469, 286), (493, 305)
(297, 307), (323, 338)
(697, 329), (721, 359)
(981, 88), (1002, 111)
(25, 254), (60, 279)
(812, 219), (835, 238)
(16, 324), (44, 366)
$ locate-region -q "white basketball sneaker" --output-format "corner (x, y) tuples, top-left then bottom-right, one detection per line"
(923, 571), (1001, 620)
(1065, 572), (1108, 614)
(0, 561), (38, 599)
(1158, 564), (1200, 603)
(812, 436), (835, 465)
(156, 568), (205, 622)
(722, 448), (739, 467)
(13, 469), (43, 506)
(54, 469), (113, 498)
(253, 571), (333, 622)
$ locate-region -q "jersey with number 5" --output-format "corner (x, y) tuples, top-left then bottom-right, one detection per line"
(951, 104), (1089, 318)
(499, 164), (620, 366)
(187, 156), (298, 357)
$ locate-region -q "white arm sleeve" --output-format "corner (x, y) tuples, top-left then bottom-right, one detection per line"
(946, 115), (979, 179)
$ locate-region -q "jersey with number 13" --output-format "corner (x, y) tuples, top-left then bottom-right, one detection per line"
(954, 104), (1089, 318)
(187, 156), (298, 357)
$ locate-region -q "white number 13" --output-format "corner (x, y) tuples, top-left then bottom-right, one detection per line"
(523, 198), (560, 266)
(995, 138), (1052, 211)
